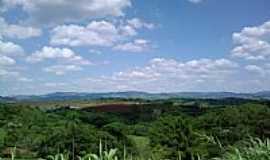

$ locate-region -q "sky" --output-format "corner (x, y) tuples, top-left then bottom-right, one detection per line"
(0, 0), (270, 96)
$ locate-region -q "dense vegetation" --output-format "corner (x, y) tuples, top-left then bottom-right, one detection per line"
(0, 98), (269, 159)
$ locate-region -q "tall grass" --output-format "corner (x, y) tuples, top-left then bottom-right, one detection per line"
(213, 138), (270, 160)
(48, 141), (119, 160)
(1, 138), (269, 160)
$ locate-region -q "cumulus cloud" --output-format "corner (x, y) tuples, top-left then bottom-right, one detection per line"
(26, 46), (90, 65)
(231, 20), (270, 60)
(50, 19), (154, 51)
(245, 64), (270, 77)
(0, 17), (42, 39)
(0, 57), (20, 78)
(1, 0), (131, 26)
(42, 58), (240, 93)
(43, 65), (82, 75)
(127, 18), (155, 30)
(78, 58), (239, 92)
(119, 25), (137, 37)
(0, 56), (16, 66)
(118, 18), (154, 37)
(50, 21), (120, 47)
(113, 39), (151, 52)
(245, 65), (264, 73)
(114, 58), (238, 81)
(0, 40), (24, 56)
(0, 69), (19, 77)
(26, 46), (91, 75)
(0, 40), (24, 77)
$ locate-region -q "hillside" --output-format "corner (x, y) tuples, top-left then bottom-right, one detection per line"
(2, 91), (270, 102)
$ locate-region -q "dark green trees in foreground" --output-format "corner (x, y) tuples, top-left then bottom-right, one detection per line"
(150, 116), (215, 159)
(0, 98), (270, 159)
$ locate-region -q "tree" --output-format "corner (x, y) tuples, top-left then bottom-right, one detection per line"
(150, 116), (213, 159)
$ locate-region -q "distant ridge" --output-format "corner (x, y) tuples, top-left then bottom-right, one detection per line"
(1, 91), (270, 102)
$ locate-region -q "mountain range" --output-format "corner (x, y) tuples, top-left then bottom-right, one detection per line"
(1, 91), (270, 102)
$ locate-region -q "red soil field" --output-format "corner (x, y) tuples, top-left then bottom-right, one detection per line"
(88, 103), (141, 113)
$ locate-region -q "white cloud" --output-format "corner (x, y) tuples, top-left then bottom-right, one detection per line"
(123, 58), (238, 80)
(0, 40), (23, 78)
(0, 55), (16, 66)
(245, 65), (264, 74)
(1, 0), (131, 26)
(27, 46), (90, 65)
(43, 65), (82, 75)
(27, 46), (91, 75)
(0, 69), (9, 77)
(49, 58), (239, 93)
(50, 21), (120, 47)
(119, 25), (137, 37)
(245, 64), (270, 77)
(89, 49), (102, 55)
(0, 17), (42, 39)
(78, 58), (239, 92)
(115, 70), (160, 80)
(44, 82), (68, 87)
(0, 68), (19, 77)
(0, 40), (24, 56)
(231, 20), (270, 60)
(118, 18), (154, 37)
(18, 77), (33, 82)
(113, 39), (151, 52)
(127, 18), (155, 29)
(50, 19), (154, 50)
(0, 40), (25, 80)
(188, 0), (203, 4)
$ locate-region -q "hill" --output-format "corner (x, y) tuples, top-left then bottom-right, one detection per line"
(2, 91), (270, 102)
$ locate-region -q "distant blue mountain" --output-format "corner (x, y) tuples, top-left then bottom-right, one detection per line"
(1, 91), (269, 102)
(253, 91), (270, 99)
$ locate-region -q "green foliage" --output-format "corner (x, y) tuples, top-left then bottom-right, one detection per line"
(0, 98), (270, 159)
(127, 135), (151, 159)
(149, 116), (220, 159)
(48, 153), (70, 160)
(76, 141), (119, 160)
(213, 138), (270, 160)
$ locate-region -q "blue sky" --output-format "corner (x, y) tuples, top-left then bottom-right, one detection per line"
(0, 0), (270, 96)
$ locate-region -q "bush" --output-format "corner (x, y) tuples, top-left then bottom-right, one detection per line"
(214, 138), (270, 160)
